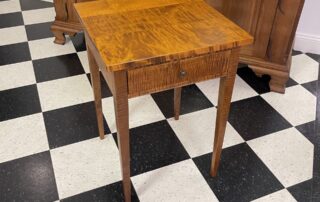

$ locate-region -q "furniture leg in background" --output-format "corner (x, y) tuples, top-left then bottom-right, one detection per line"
(51, 0), (82, 44)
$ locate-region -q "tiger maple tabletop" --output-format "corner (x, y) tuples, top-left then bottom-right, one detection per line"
(74, 0), (253, 201)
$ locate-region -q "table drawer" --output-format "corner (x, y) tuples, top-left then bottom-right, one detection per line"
(127, 50), (231, 97)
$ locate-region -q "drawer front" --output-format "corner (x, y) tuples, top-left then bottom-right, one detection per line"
(128, 50), (231, 97)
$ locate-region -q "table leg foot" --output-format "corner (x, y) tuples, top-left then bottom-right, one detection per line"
(174, 87), (182, 120)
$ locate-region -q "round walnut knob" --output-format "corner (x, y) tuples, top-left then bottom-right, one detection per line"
(179, 69), (187, 78)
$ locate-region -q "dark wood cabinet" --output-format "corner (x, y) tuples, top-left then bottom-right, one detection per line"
(51, 0), (304, 93)
(206, 0), (304, 93)
(207, 0), (278, 59)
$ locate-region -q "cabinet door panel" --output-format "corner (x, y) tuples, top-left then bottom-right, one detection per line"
(206, 0), (278, 58)
(268, 0), (304, 65)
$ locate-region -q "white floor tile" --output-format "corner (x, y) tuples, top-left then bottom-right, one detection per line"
(290, 54), (319, 84)
(252, 189), (297, 202)
(77, 51), (90, 73)
(132, 159), (218, 202)
(0, 26), (27, 46)
(261, 85), (316, 126)
(0, 113), (49, 163)
(248, 128), (314, 187)
(197, 76), (258, 106)
(167, 107), (244, 158)
(22, 7), (55, 25)
(0, 0), (21, 14)
(28, 37), (76, 60)
(50, 136), (122, 199)
(0, 61), (36, 91)
(102, 95), (165, 133)
(37, 75), (93, 111)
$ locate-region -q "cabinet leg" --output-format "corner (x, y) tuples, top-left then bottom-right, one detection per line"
(210, 49), (239, 177)
(113, 71), (131, 202)
(270, 75), (288, 94)
(174, 87), (182, 120)
(52, 29), (66, 45)
(249, 65), (288, 94)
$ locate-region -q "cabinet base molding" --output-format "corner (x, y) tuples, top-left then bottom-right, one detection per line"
(249, 64), (289, 94)
(51, 21), (82, 45)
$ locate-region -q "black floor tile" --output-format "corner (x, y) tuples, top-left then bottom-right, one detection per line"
(0, 84), (41, 122)
(237, 67), (271, 94)
(43, 101), (110, 149)
(0, 42), (31, 65)
(287, 179), (313, 202)
(302, 80), (317, 96)
(193, 143), (284, 202)
(61, 181), (139, 202)
(19, 0), (53, 11)
(292, 50), (303, 56)
(296, 121), (318, 146)
(33, 53), (85, 83)
(86, 73), (112, 98)
(151, 84), (213, 118)
(306, 53), (320, 63)
(0, 12), (23, 28)
(228, 96), (291, 140)
(311, 176), (320, 201)
(287, 78), (299, 88)
(71, 32), (86, 52)
(113, 120), (190, 176)
(25, 22), (54, 41)
(0, 151), (59, 201)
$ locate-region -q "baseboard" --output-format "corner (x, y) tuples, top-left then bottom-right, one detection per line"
(294, 32), (320, 54)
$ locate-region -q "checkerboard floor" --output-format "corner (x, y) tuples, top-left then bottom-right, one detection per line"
(0, 0), (319, 201)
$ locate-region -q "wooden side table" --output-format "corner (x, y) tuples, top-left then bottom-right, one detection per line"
(74, 0), (253, 201)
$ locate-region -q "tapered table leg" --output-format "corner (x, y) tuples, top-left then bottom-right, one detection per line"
(113, 71), (131, 202)
(210, 49), (239, 177)
(174, 87), (182, 120)
(87, 46), (105, 140)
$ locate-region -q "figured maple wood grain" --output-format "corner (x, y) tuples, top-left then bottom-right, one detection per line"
(127, 50), (231, 97)
(74, 0), (253, 71)
(76, 1), (253, 201)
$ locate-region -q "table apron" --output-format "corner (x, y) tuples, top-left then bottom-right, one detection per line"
(127, 50), (232, 97)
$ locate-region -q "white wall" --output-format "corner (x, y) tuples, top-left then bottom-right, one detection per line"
(294, 0), (320, 54)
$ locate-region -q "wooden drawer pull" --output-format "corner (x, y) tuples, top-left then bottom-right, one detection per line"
(179, 69), (187, 78)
